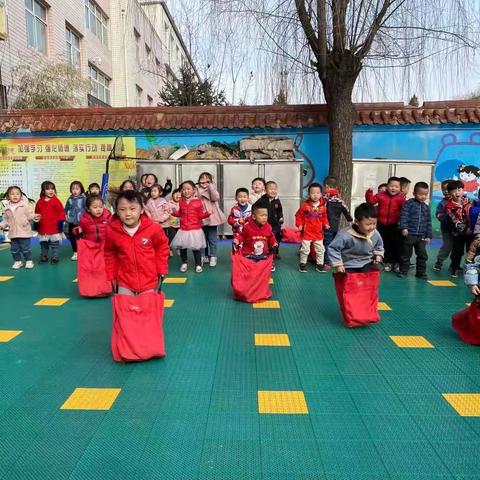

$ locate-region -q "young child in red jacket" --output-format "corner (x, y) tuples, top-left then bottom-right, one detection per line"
(77, 195), (111, 242)
(365, 176), (405, 272)
(104, 190), (169, 295)
(34, 180), (66, 264)
(295, 182), (330, 273)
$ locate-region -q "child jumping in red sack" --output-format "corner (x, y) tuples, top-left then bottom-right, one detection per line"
(231, 202), (277, 303)
(328, 203), (384, 328)
(104, 190), (170, 362)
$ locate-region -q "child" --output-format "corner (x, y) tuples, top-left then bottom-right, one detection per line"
(119, 180), (136, 191)
(34, 181), (65, 264)
(233, 202), (277, 258)
(170, 181), (211, 273)
(87, 183), (101, 196)
(228, 187), (252, 239)
(434, 179), (454, 272)
(377, 183), (387, 194)
(400, 177), (411, 196)
(0, 186), (39, 269)
(323, 176), (353, 267)
(197, 172), (226, 267)
(260, 181), (283, 262)
(77, 195), (111, 242)
(295, 182), (330, 272)
(145, 184), (171, 225)
(141, 173), (172, 199)
(65, 181), (87, 261)
(165, 188), (181, 246)
(104, 190), (169, 294)
(398, 182), (432, 279)
(444, 180), (472, 277)
(249, 177), (266, 204)
(328, 203), (384, 272)
(365, 176), (405, 271)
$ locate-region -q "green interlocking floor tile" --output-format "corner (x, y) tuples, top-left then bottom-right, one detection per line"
(209, 389), (259, 414)
(259, 415), (316, 441)
(300, 374), (350, 393)
(350, 392), (408, 415)
(204, 413), (260, 441)
(415, 415), (480, 442)
(344, 374), (394, 394)
(306, 392), (357, 415)
(362, 414), (426, 441)
(398, 393), (461, 416)
(311, 414), (370, 442)
(384, 375), (439, 395)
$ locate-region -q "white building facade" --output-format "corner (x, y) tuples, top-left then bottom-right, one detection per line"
(0, 0), (195, 108)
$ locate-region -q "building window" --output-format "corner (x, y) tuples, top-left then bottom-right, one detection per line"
(147, 95), (153, 106)
(25, 0), (47, 54)
(85, 0), (108, 46)
(66, 26), (81, 67)
(136, 85), (143, 106)
(89, 64), (110, 105)
(134, 28), (140, 63)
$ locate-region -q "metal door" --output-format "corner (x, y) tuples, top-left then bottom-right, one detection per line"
(179, 163), (220, 186)
(393, 163), (434, 199)
(351, 161), (391, 213)
(137, 162), (178, 188)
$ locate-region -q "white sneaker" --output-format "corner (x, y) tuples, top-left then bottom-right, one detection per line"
(180, 263), (188, 272)
(71, 252), (78, 261)
(384, 263), (392, 272)
(12, 261), (23, 269)
(209, 257), (217, 267)
(195, 265), (203, 273)
(25, 260), (34, 269)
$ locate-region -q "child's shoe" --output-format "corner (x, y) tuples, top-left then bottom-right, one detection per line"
(393, 264), (400, 273)
(40, 255), (48, 263)
(195, 265), (203, 273)
(12, 261), (23, 269)
(299, 263), (307, 273)
(384, 263), (392, 272)
(71, 252), (78, 261)
(415, 273), (428, 280)
(397, 272), (407, 278)
(201, 256), (209, 265)
(433, 262), (442, 272)
(316, 264), (327, 273)
(25, 261), (34, 269)
(180, 263), (188, 272)
(50, 257), (59, 264)
(271, 264), (276, 272)
(209, 257), (217, 267)
(449, 268), (458, 278)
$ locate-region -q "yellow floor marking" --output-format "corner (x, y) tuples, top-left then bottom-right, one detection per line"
(0, 276), (14, 282)
(443, 394), (480, 416)
(34, 298), (70, 306)
(61, 388), (121, 410)
(255, 333), (290, 346)
(163, 277), (187, 284)
(0, 330), (23, 342)
(253, 300), (280, 309)
(258, 390), (308, 414)
(428, 280), (456, 287)
(378, 302), (391, 311)
(389, 336), (434, 348)
(164, 299), (175, 308)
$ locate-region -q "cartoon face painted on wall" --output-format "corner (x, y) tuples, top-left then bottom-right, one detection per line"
(457, 164), (480, 193)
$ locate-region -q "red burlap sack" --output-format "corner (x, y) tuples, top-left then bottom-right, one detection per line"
(111, 290), (166, 362)
(452, 301), (480, 345)
(281, 227), (301, 244)
(77, 239), (111, 297)
(334, 270), (380, 328)
(231, 253), (272, 303)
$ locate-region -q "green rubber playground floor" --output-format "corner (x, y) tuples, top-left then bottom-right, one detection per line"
(1, 242), (480, 479)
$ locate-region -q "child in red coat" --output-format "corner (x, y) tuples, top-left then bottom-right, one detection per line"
(104, 190), (169, 295)
(365, 176), (406, 272)
(77, 195), (111, 242)
(34, 180), (66, 264)
(295, 182), (330, 273)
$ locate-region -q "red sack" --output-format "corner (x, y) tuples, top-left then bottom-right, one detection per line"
(77, 239), (112, 297)
(111, 290), (166, 362)
(231, 253), (272, 303)
(334, 270), (380, 328)
(452, 301), (480, 345)
(281, 227), (301, 244)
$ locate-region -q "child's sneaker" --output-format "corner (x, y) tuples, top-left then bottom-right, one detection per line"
(180, 263), (188, 272)
(40, 255), (48, 263)
(50, 257), (59, 264)
(71, 252), (78, 261)
(209, 257), (217, 267)
(433, 262), (441, 272)
(195, 265), (203, 273)
(299, 263), (307, 273)
(201, 256), (209, 265)
(393, 264), (400, 273)
(316, 264), (327, 273)
(415, 273), (428, 280)
(25, 261), (34, 269)
(11, 261), (23, 269)
(449, 268), (458, 278)
(384, 263), (392, 272)
(397, 272), (407, 278)
(271, 264), (276, 272)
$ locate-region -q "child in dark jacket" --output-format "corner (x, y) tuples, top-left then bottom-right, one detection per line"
(260, 181), (283, 261)
(365, 176), (406, 272)
(398, 182), (432, 279)
(323, 176), (352, 266)
(434, 179), (453, 272)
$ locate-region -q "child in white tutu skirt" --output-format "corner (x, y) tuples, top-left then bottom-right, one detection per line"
(171, 180), (211, 273)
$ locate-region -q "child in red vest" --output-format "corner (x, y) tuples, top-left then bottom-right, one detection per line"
(365, 176), (405, 272)
(295, 182), (330, 273)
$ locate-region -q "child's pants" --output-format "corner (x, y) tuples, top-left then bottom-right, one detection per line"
(163, 227), (178, 245)
(323, 230), (337, 264)
(450, 235), (473, 272)
(10, 237), (32, 262)
(40, 240), (59, 258)
(300, 239), (325, 265)
(377, 224), (402, 265)
(68, 223), (78, 252)
(180, 249), (202, 266)
(436, 231), (453, 265)
(202, 225), (218, 257)
(399, 235), (428, 275)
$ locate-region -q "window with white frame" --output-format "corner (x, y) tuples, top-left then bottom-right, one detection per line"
(85, 0), (108, 46)
(25, 0), (47, 54)
(66, 26), (81, 67)
(88, 64), (110, 105)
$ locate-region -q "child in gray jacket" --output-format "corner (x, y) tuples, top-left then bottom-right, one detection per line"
(328, 203), (384, 272)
